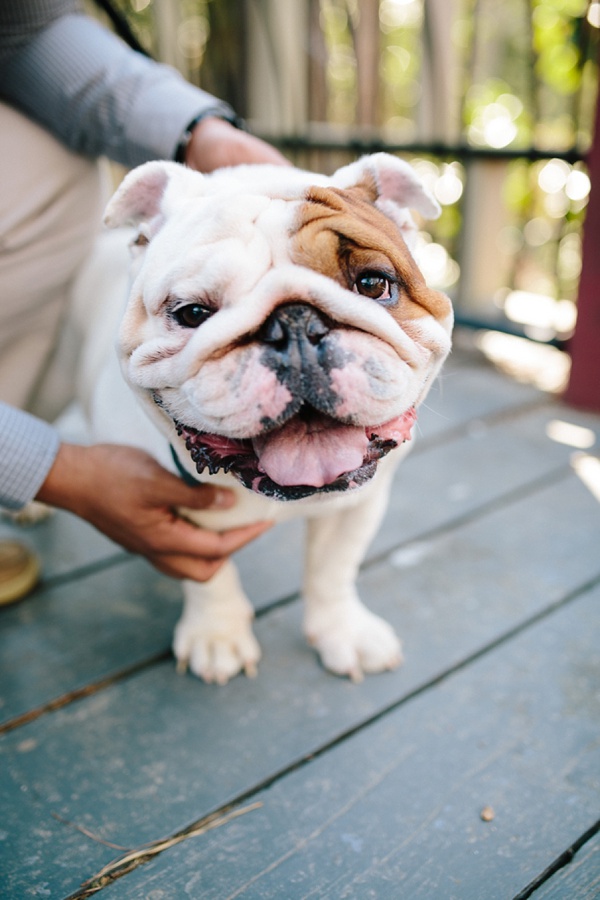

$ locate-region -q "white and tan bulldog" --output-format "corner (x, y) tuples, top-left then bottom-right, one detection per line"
(87, 153), (453, 684)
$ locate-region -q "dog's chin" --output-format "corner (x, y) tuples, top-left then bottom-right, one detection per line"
(174, 407), (416, 502)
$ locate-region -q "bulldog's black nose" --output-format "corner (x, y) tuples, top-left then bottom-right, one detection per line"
(258, 303), (340, 419)
(260, 303), (331, 352)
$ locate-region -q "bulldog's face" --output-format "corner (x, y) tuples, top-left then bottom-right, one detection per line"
(104, 154), (453, 500)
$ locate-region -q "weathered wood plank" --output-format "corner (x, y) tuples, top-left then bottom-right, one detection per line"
(92, 587), (600, 900)
(0, 560), (181, 725)
(0, 472), (598, 897)
(2, 400), (593, 726)
(530, 829), (600, 899)
(417, 354), (544, 439)
(376, 401), (599, 553)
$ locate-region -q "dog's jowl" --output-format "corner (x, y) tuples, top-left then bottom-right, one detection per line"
(92, 153), (453, 684)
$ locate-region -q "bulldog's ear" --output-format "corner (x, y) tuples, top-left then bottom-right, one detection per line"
(103, 161), (198, 235)
(330, 152), (441, 221)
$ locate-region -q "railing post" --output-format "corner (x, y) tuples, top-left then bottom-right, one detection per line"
(564, 77), (600, 412)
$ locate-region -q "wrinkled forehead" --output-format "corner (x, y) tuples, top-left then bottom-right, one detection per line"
(165, 189), (301, 249)
(138, 178), (429, 312)
(140, 190), (302, 302)
(293, 183), (416, 253)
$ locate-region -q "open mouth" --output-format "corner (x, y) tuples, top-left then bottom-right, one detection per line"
(175, 407), (416, 501)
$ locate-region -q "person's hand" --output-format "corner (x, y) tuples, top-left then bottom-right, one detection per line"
(185, 116), (290, 172)
(36, 443), (272, 581)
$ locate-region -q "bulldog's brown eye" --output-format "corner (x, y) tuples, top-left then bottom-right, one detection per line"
(354, 271), (395, 302)
(173, 303), (212, 328)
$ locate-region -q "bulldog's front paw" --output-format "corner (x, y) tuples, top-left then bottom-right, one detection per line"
(173, 609), (262, 685)
(304, 597), (403, 682)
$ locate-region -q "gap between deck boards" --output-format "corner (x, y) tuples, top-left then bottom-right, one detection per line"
(62, 572), (600, 900)
(0, 447), (577, 738)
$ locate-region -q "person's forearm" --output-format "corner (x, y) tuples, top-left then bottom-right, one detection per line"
(34, 441), (272, 581)
(34, 442), (90, 516)
(0, 11), (237, 167)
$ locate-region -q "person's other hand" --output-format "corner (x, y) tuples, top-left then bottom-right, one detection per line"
(37, 443), (272, 581)
(185, 116), (290, 172)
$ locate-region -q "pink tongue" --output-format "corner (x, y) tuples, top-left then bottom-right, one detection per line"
(252, 418), (369, 488)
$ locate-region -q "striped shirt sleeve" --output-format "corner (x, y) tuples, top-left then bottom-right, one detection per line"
(0, 403), (60, 510)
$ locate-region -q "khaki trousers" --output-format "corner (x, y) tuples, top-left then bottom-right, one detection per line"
(0, 102), (106, 420)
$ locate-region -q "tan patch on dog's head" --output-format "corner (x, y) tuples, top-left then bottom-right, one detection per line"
(291, 184), (451, 325)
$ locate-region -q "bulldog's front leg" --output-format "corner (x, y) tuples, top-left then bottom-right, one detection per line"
(303, 472), (403, 682)
(173, 561), (261, 684)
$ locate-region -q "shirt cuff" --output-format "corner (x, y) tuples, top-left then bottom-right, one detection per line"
(0, 404), (60, 510)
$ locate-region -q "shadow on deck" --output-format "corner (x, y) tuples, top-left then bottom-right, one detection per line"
(1, 336), (599, 899)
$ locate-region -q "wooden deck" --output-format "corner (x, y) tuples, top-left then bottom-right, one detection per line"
(1, 338), (599, 899)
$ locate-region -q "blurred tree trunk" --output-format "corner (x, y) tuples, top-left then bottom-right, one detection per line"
(201, 0), (249, 115)
(457, 160), (513, 318)
(421, 0), (461, 144)
(152, 1), (184, 72)
(246, 0), (310, 135)
(350, 0), (380, 129)
(308, 0), (328, 123)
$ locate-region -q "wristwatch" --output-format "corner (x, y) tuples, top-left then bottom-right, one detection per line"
(174, 108), (246, 163)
